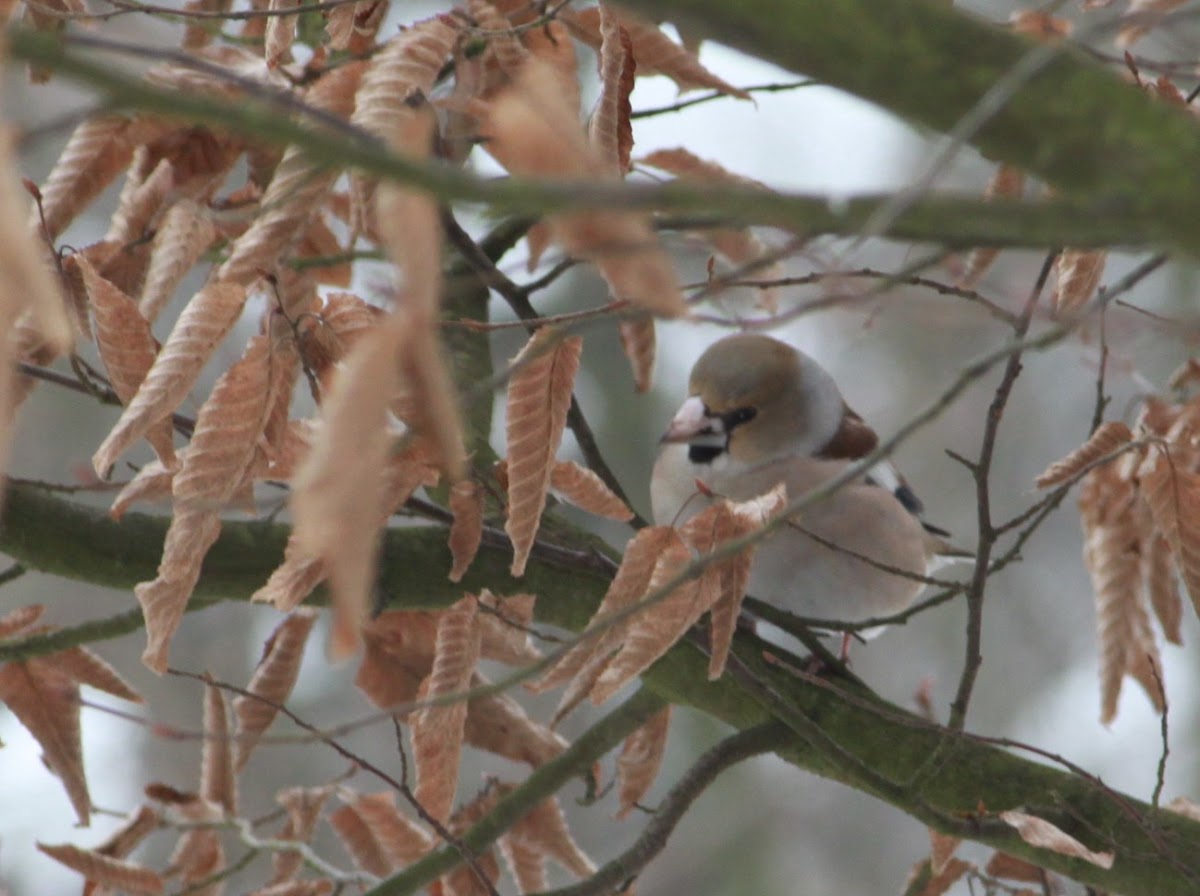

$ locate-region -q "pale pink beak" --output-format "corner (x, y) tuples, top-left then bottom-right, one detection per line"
(661, 395), (713, 443)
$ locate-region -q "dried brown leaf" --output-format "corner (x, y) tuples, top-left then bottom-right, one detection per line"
(997, 810), (1114, 868)
(550, 459), (634, 521)
(590, 536), (701, 703)
(168, 825), (224, 892)
(201, 681), (236, 814)
(0, 661), (88, 823)
(1052, 249), (1107, 317)
(508, 795), (596, 879)
(251, 882), (335, 896)
(985, 850), (1047, 883)
(264, 0), (300, 66)
(349, 15), (459, 232)
(92, 281), (248, 475)
(1143, 532), (1183, 644)
(498, 832), (546, 895)
(52, 645), (143, 703)
(465, 674), (568, 766)
(504, 328), (583, 575)
(616, 705), (670, 818)
(638, 148), (780, 310)
(448, 480), (485, 583)
(481, 61), (686, 318)
(335, 790), (433, 872)
(139, 199), (219, 325)
(916, 856), (972, 896)
(106, 154), (175, 246)
(1080, 466), (1160, 723)
(616, 317), (656, 392)
(79, 255), (176, 466)
(37, 843), (164, 895)
(36, 116), (153, 241)
(217, 62), (365, 286)
(959, 163), (1026, 287)
(412, 596), (482, 823)
(589, 5), (636, 174)
(476, 591), (541, 665)
(291, 322), (403, 658)
(692, 485), (786, 679)
(927, 830), (961, 875)
(250, 534), (325, 612)
(1117, 0), (1186, 47)
(135, 513), (222, 675)
(136, 336), (275, 672)
(354, 610), (440, 711)
(268, 786), (334, 885)
(529, 525), (681, 695)
(1010, 10), (1072, 39)
(233, 609), (318, 771)
(330, 801), (392, 875)
(0, 603), (43, 637)
(562, 5), (749, 98)
(1035, 421), (1135, 488)
(1139, 450), (1200, 618)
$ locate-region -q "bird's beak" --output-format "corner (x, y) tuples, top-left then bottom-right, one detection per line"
(661, 395), (714, 443)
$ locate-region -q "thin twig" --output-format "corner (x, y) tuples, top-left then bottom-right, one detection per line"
(948, 250), (1056, 732)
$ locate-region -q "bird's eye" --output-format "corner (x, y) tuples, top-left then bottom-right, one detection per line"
(721, 407), (757, 429)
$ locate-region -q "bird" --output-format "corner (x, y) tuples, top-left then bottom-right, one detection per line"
(650, 333), (960, 651)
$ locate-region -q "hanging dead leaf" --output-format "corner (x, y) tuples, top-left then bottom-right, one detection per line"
(464, 681), (569, 766)
(1035, 421), (1135, 488)
(448, 479), (485, 582)
(199, 681), (237, 816)
(269, 785), (334, 884)
(354, 609), (441, 712)
(481, 60), (686, 318)
(588, 5), (636, 175)
(92, 280), (248, 476)
(1051, 249), (1107, 317)
(561, 5), (749, 99)
(37, 843), (164, 895)
(617, 316), (656, 392)
(264, 0), (300, 66)
(476, 591), (541, 665)
(136, 335), (276, 673)
(504, 328), (583, 576)
(549, 459), (634, 521)
(507, 794), (596, 879)
(0, 629), (142, 826)
(997, 810), (1114, 869)
(589, 535), (701, 704)
(290, 322), (403, 658)
(35, 116), (160, 241)
(529, 525), (681, 695)
(616, 705), (671, 818)
(78, 255), (177, 466)
(984, 850), (1047, 883)
(330, 790), (432, 875)
(1116, 0), (1186, 47)
(233, 609), (318, 770)
(959, 163), (1026, 287)
(1139, 449), (1200, 617)
(138, 198), (219, 325)
(411, 595), (482, 823)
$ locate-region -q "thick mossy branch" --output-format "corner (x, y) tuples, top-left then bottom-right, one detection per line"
(2, 482), (1200, 894)
(4, 28), (1193, 253)
(639, 0), (1200, 228)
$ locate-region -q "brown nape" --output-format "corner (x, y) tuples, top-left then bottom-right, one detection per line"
(815, 403), (879, 460)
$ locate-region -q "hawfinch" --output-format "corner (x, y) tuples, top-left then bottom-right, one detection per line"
(651, 333), (956, 631)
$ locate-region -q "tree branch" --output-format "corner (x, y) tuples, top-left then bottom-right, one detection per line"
(4, 482), (1200, 894)
(7, 27), (1196, 253)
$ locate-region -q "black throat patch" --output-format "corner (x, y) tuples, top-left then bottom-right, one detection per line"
(688, 444), (724, 464)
